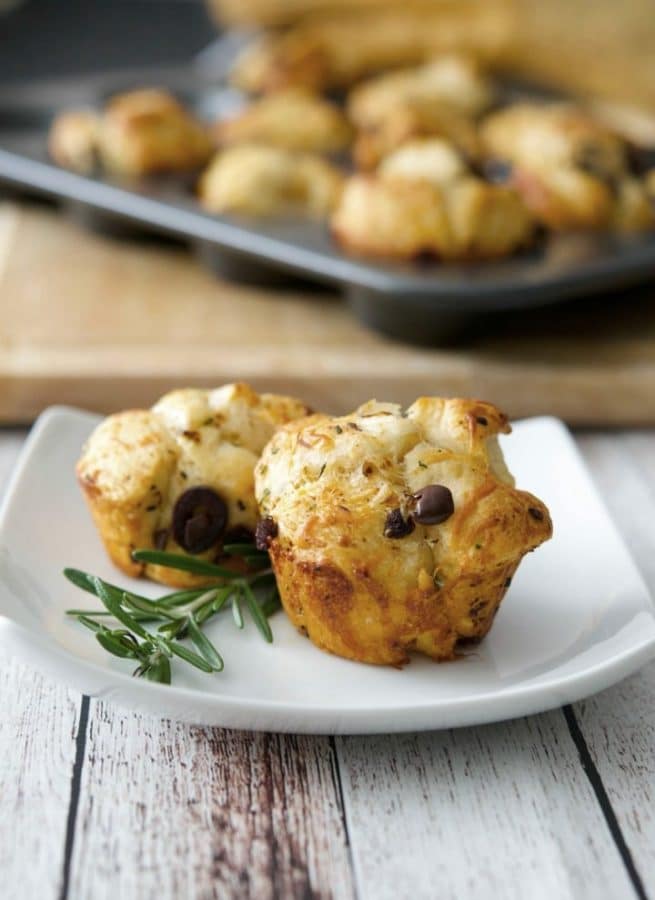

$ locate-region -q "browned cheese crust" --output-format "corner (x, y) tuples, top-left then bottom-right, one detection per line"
(76, 383), (310, 588)
(254, 397), (552, 666)
(480, 102), (655, 232)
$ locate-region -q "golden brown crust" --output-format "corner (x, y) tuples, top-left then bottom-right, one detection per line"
(255, 397), (552, 665)
(77, 383), (310, 588)
(198, 144), (344, 217)
(49, 89), (213, 176)
(48, 110), (101, 174)
(230, 5), (514, 93)
(332, 145), (534, 261)
(348, 55), (493, 129)
(347, 56), (491, 169)
(332, 174), (451, 258)
(481, 102), (655, 232)
(353, 101), (480, 170)
(377, 138), (468, 186)
(213, 89), (352, 153)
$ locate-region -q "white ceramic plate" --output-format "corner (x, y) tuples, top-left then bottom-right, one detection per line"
(0, 407), (653, 734)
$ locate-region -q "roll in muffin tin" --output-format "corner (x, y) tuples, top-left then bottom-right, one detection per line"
(1, 66), (654, 344)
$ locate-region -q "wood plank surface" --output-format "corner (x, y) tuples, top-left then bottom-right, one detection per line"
(569, 433), (655, 896)
(0, 662), (83, 900)
(0, 434), (84, 900)
(68, 704), (353, 900)
(2, 201), (655, 425)
(336, 711), (634, 900)
(2, 427), (655, 900)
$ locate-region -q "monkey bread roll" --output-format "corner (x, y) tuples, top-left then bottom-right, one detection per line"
(480, 102), (655, 232)
(230, 5), (513, 93)
(213, 89), (352, 154)
(198, 144), (344, 218)
(332, 139), (534, 261)
(254, 398), (552, 666)
(49, 89), (213, 177)
(77, 384), (310, 588)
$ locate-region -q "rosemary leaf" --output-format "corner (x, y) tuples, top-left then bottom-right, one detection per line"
(242, 581), (273, 643)
(76, 614), (105, 633)
(232, 591), (244, 629)
(131, 550), (235, 579)
(157, 619), (186, 638)
(95, 631), (138, 659)
(90, 577), (151, 639)
(155, 588), (212, 608)
(195, 586), (233, 625)
(186, 617), (224, 671)
(222, 544), (268, 557)
(144, 654), (171, 684)
(66, 608), (157, 623)
(212, 587), (234, 612)
(64, 568), (159, 607)
(123, 593), (179, 622)
(64, 568), (125, 603)
(167, 640), (214, 673)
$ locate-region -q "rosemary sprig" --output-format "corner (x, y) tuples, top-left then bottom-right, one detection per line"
(64, 544), (280, 685)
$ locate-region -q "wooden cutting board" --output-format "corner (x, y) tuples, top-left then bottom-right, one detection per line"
(1, 199), (655, 425)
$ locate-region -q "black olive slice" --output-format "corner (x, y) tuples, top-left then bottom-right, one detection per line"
(172, 486), (228, 554)
(412, 484), (455, 525)
(223, 525), (256, 545)
(255, 517), (278, 550)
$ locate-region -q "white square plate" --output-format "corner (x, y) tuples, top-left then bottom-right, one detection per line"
(0, 407), (653, 734)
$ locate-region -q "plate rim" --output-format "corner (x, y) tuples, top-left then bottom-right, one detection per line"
(0, 405), (654, 734)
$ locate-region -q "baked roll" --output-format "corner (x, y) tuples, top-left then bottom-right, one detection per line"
(213, 89), (352, 153)
(480, 102), (655, 232)
(48, 110), (101, 174)
(332, 138), (534, 260)
(230, 5), (513, 93)
(254, 397), (552, 665)
(198, 144), (344, 217)
(49, 89), (213, 176)
(77, 383), (310, 588)
(348, 55), (493, 130)
(353, 101), (481, 170)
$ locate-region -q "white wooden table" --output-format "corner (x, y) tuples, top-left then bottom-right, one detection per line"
(1, 427), (654, 900)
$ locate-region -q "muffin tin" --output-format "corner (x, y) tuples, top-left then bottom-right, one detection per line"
(1, 66), (655, 344)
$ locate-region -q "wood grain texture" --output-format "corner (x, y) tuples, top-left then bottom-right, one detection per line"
(2, 426), (655, 900)
(570, 433), (655, 894)
(336, 709), (634, 900)
(68, 704), (354, 900)
(3, 202), (655, 425)
(0, 661), (82, 900)
(0, 433), (82, 900)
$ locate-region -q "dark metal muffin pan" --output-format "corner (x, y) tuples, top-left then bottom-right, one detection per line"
(1, 66), (655, 344)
